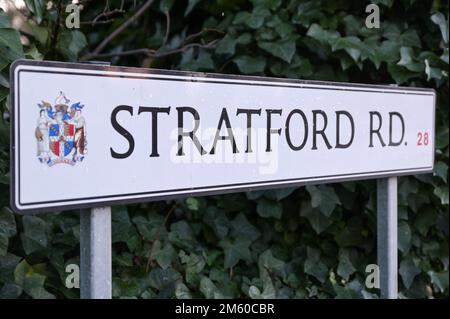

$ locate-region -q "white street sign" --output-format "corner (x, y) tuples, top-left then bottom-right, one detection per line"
(11, 60), (436, 213)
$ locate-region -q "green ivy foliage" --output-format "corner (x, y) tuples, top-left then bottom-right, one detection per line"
(0, 0), (448, 299)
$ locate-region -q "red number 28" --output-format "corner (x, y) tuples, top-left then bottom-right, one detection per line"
(417, 132), (429, 146)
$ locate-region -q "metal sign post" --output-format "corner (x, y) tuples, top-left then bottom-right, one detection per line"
(80, 207), (112, 299)
(377, 177), (398, 299)
(78, 61), (112, 300)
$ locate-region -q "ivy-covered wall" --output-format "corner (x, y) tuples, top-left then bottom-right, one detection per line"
(0, 0), (448, 299)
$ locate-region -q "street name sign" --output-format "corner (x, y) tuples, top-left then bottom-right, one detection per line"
(10, 60), (435, 213)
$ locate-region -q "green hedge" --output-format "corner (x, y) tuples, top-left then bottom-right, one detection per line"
(0, 0), (448, 299)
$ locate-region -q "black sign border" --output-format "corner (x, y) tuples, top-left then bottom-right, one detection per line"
(10, 59), (436, 214)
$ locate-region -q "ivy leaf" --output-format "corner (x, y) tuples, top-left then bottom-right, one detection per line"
(114, 252), (133, 267)
(428, 271), (449, 293)
(31, 26), (48, 45)
(14, 260), (55, 299)
(300, 202), (333, 234)
(440, 48), (448, 63)
(20, 215), (50, 255)
(425, 59), (442, 81)
(256, 198), (282, 219)
(258, 249), (285, 278)
(216, 33), (251, 55)
(237, 33), (252, 45)
(0, 55), (8, 72)
(399, 258), (421, 289)
(204, 207), (229, 239)
(0, 207), (16, 239)
(112, 277), (141, 298)
(248, 271), (276, 299)
(112, 205), (133, 243)
(375, 40), (401, 64)
(24, 0), (45, 24)
(267, 15), (294, 38)
(258, 39), (296, 63)
(399, 29), (421, 48)
(56, 30), (87, 61)
(186, 197), (200, 211)
(150, 240), (177, 270)
(435, 127), (449, 149)
(200, 276), (224, 299)
(431, 12), (449, 44)
(206, 249), (221, 267)
(434, 186), (449, 205)
(175, 282), (192, 299)
(434, 161), (448, 182)
(233, 7), (270, 29)
(397, 47), (423, 72)
(248, 285), (265, 298)
(25, 46), (43, 60)
(215, 34), (238, 55)
(291, 1), (323, 26)
(168, 220), (197, 249)
(233, 55), (266, 74)
(306, 23), (340, 46)
(388, 64), (418, 84)
(179, 250), (205, 285)
(219, 239), (252, 269)
(337, 249), (357, 280)
(306, 185), (340, 217)
(0, 283), (22, 298)
(230, 213), (260, 242)
(335, 217), (365, 248)
(180, 49), (214, 71)
(233, 12), (252, 27)
(333, 281), (362, 299)
(331, 36), (363, 62)
(414, 208), (436, 236)
(132, 213), (166, 241)
(398, 221), (412, 253)
(148, 268), (181, 291)
(0, 28), (24, 61)
(339, 54), (355, 71)
(304, 247), (328, 283)
(0, 253), (21, 283)
(381, 23), (403, 38)
(0, 11), (12, 28)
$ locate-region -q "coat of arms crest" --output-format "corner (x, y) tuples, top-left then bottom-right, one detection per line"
(35, 91), (87, 166)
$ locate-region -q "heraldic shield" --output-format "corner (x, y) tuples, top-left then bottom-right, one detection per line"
(49, 123), (75, 157)
(35, 92), (87, 166)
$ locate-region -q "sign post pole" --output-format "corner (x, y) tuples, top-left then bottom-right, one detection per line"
(80, 207), (112, 299)
(377, 177), (398, 299)
(78, 61), (112, 300)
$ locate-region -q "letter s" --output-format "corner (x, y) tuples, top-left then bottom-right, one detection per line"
(110, 105), (135, 159)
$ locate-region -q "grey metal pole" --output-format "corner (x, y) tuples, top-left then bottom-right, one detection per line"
(79, 60), (112, 300)
(80, 207), (112, 299)
(377, 177), (398, 299)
